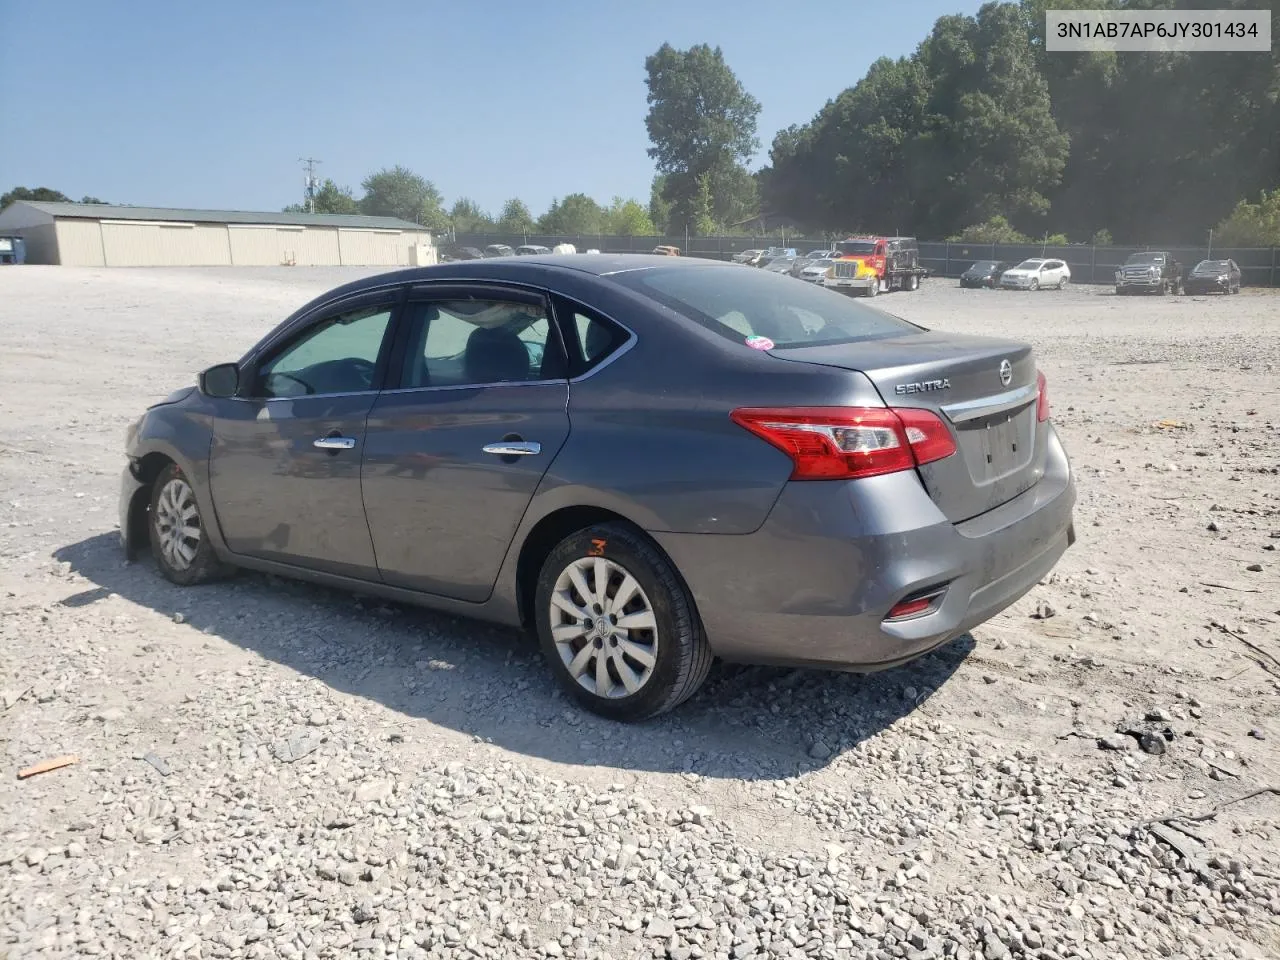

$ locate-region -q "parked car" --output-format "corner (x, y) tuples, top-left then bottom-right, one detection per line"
(797, 258), (836, 284)
(552, 243), (577, 255)
(652, 245), (680, 256)
(1114, 251), (1182, 295)
(483, 244), (515, 258)
(1183, 259), (1241, 295)
(791, 249), (838, 276)
(516, 245), (552, 256)
(756, 247), (798, 268)
(453, 246), (486, 261)
(764, 255), (798, 275)
(732, 249), (764, 265)
(999, 258), (1070, 291)
(959, 260), (1010, 288)
(120, 255), (1075, 721)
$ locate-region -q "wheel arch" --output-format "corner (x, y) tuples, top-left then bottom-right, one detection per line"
(513, 505), (698, 633)
(124, 451), (177, 557)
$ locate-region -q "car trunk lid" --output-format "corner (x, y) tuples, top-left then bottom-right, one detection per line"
(771, 331), (1046, 523)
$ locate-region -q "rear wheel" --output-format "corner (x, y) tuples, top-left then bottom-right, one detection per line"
(534, 523), (711, 721)
(906, 273), (920, 291)
(149, 463), (229, 586)
(1056, 277), (1067, 290)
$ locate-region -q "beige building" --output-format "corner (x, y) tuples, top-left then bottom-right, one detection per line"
(0, 201), (436, 267)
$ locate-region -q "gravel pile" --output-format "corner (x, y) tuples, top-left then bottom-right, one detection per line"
(2, 269), (1278, 959)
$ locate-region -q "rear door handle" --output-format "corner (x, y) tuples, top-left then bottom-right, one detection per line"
(482, 441), (541, 456)
(313, 436), (357, 450)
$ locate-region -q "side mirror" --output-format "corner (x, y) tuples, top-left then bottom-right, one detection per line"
(199, 362), (240, 398)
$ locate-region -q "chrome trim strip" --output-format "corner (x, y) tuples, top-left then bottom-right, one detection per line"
(380, 379), (564, 397)
(940, 382), (1038, 424)
(482, 441), (541, 456)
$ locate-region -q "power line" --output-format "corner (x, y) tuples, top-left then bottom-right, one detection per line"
(298, 157), (322, 213)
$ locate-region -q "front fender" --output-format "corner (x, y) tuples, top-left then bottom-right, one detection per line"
(123, 399), (226, 558)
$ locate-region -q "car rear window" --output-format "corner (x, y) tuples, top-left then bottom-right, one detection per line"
(610, 265), (920, 349)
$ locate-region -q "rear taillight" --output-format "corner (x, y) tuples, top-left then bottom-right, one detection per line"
(1036, 370), (1049, 422)
(730, 406), (957, 481)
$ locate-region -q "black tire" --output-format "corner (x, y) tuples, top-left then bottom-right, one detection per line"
(148, 463), (230, 586)
(1029, 279), (1039, 291)
(1115, 286), (1123, 296)
(866, 279), (879, 298)
(906, 273), (920, 291)
(533, 522), (711, 721)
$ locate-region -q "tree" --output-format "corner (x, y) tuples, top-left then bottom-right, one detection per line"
(948, 216), (1031, 243)
(311, 179), (359, 215)
(538, 193), (605, 234)
(449, 198), (494, 233)
(648, 176), (672, 234)
(644, 43), (761, 232)
(604, 197), (656, 236)
(80, 196), (106, 204)
(1, 186), (73, 209)
(1214, 190), (1280, 246)
(359, 165), (447, 229)
(497, 198), (536, 234)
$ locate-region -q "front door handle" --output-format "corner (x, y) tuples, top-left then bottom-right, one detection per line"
(482, 441), (541, 457)
(313, 436), (357, 450)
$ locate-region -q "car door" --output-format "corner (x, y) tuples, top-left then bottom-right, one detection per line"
(360, 284), (572, 601)
(208, 288), (402, 579)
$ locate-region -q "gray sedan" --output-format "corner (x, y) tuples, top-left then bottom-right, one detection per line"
(120, 255), (1076, 721)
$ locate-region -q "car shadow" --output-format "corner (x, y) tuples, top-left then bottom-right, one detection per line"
(54, 533), (974, 781)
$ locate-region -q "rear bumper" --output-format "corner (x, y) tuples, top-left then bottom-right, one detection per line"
(653, 426), (1076, 670)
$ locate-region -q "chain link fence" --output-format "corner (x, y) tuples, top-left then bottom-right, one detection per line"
(449, 233), (1280, 287)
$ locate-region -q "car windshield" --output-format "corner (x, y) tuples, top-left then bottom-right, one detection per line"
(836, 240), (878, 255)
(969, 261), (999, 271)
(611, 265), (919, 349)
(1193, 260), (1228, 273)
(804, 250), (829, 258)
(1014, 260), (1044, 270)
(1126, 253), (1164, 264)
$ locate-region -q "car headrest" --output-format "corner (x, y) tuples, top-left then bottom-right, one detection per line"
(463, 326), (529, 384)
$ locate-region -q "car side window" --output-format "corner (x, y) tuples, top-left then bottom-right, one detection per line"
(556, 298), (629, 376)
(257, 305), (393, 398)
(399, 299), (563, 389)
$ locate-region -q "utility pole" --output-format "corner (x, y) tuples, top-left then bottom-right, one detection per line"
(299, 157), (322, 213)
(1207, 228), (1213, 259)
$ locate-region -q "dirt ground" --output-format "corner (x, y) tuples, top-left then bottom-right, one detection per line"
(1, 266), (1277, 960)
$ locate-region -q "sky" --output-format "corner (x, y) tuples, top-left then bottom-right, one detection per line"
(0, 0), (983, 218)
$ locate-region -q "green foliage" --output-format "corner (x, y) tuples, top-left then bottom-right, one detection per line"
(311, 179), (359, 215)
(645, 43), (762, 233)
(949, 216), (1031, 243)
(449, 198), (494, 233)
(1, 186), (76, 209)
(604, 198), (656, 236)
(648, 176), (672, 234)
(1090, 228), (1113, 246)
(1214, 190), (1280, 246)
(80, 196), (106, 205)
(762, 0), (1280, 243)
(538, 193), (605, 235)
(359, 166), (448, 230)
(498, 198), (536, 234)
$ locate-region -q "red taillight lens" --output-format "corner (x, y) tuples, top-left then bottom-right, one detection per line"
(886, 596), (933, 619)
(1036, 370), (1049, 422)
(730, 406), (957, 481)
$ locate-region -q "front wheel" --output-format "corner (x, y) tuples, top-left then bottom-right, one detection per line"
(1029, 279), (1040, 291)
(534, 523), (711, 721)
(906, 273), (920, 291)
(149, 463), (230, 585)
(865, 279), (879, 297)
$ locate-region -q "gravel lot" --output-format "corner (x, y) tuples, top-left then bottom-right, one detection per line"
(1, 266), (1278, 960)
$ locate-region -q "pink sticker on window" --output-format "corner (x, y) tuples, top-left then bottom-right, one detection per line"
(745, 335), (774, 350)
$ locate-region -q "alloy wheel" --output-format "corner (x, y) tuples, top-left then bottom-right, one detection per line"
(549, 557), (658, 699)
(154, 478), (201, 571)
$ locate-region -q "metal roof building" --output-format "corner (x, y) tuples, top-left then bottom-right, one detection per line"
(0, 201), (436, 267)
